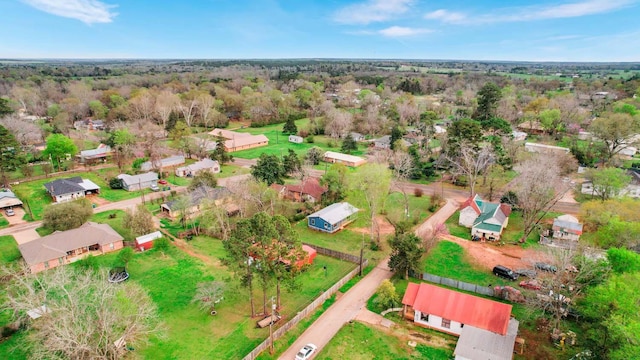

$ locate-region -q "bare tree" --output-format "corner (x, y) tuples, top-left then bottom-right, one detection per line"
(351, 163), (392, 245)
(513, 153), (573, 243)
(445, 142), (495, 196)
(3, 266), (162, 360)
(129, 90), (155, 122)
(191, 281), (225, 315)
(155, 90), (179, 131)
(177, 95), (199, 127)
(390, 150), (416, 218)
(324, 109), (353, 138)
(198, 93), (216, 130)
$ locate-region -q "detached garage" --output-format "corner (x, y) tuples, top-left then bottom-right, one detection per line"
(135, 231), (162, 251)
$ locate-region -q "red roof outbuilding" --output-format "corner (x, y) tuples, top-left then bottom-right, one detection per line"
(402, 282), (513, 335)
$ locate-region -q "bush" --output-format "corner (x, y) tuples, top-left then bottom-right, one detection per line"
(306, 135), (315, 143)
(109, 177), (123, 189)
(42, 199), (93, 231)
(154, 237), (170, 251)
(117, 247), (134, 266)
(413, 188), (423, 197)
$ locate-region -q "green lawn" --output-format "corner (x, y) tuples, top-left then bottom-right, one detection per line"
(218, 164), (251, 178)
(11, 172), (144, 220)
(444, 212), (471, 239)
(0, 235), (20, 265)
(317, 321), (453, 360)
(91, 210), (134, 241)
(421, 241), (508, 286)
(295, 221), (366, 256)
(230, 119), (366, 159)
(0, 216), (8, 229)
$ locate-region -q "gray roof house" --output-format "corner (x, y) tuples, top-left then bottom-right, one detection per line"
(374, 135), (411, 149)
(140, 155), (186, 172)
(175, 158), (220, 177)
(0, 190), (23, 209)
(78, 144), (111, 163)
(43, 177), (101, 203)
(161, 186), (234, 218)
(307, 202), (359, 233)
(117, 172), (159, 191)
(18, 222), (124, 274)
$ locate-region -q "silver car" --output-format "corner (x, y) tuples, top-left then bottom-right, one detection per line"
(295, 344), (317, 360)
(5, 208), (15, 216)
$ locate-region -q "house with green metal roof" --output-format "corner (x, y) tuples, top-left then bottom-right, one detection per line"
(459, 194), (512, 241)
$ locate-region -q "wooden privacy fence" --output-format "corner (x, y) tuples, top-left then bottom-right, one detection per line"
(303, 243), (362, 264)
(242, 258), (368, 360)
(416, 272), (496, 297)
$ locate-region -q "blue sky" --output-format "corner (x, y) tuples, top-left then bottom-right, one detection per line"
(0, 0), (638, 61)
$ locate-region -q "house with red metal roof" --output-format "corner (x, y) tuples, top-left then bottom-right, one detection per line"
(459, 194), (511, 241)
(402, 282), (520, 360)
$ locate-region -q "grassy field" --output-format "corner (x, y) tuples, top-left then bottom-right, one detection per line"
(91, 210), (135, 241)
(230, 119), (366, 159)
(0, 235), (20, 266)
(0, 216), (8, 228)
(421, 241), (508, 286)
(11, 172), (145, 220)
(317, 321), (453, 360)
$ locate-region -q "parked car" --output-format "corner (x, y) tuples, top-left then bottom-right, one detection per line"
(5, 208), (15, 216)
(519, 279), (542, 290)
(535, 262), (558, 272)
(295, 344), (317, 360)
(158, 179), (168, 185)
(515, 268), (537, 278)
(150, 184), (160, 192)
(493, 265), (519, 280)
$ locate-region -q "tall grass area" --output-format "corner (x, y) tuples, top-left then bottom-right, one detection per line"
(0, 235), (20, 265)
(231, 118), (365, 159)
(317, 321), (453, 360)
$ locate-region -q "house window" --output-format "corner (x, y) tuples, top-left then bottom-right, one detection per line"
(420, 313), (429, 322)
(109, 243), (114, 250)
(441, 318), (451, 329)
(310, 219), (315, 225)
(324, 223), (329, 229)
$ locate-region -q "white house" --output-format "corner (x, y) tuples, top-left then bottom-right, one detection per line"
(459, 194), (511, 241)
(117, 172), (159, 191)
(288, 135), (304, 144)
(43, 177), (101, 203)
(140, 155), (185, 172)
(552, 214), (583, 242)
(175, 158), (220, 177)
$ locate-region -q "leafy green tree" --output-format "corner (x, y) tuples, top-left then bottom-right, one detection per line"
(88, 100), (108, 119)
(374, 279), (400, 310)
(109, 177), (123, 189)
(0, 125), (24, 187)
(539, 109), (562, 135)
(108, 129), (137, 171)
(282, 117), (298, 134)
(320, 163), (348, 205)
(188, 170), (218, 191)
(351, 163), (392, 245)
(340, 133), (357, 154)
(389, 126), (403, 150)
(42, 199), (93, 231)
(42, 133), (77, 170)
(251, 153), (285, 185)
(122, 204), (155, 237)
(305, 147), (323, 165)
(590, 112), (640, 164)
(482, 117), (511, 135)
(117, 247), (134, 267)
(585, 167), (631, 201)
(607, 248), (640, 274)
(446, 118), (483, 157)
(596, 216), (640, 249)
(475, 82), (502, 122)
(0, 97), (13, 116)
(154, 237), (170, 252)
(580, 272), (640, 359)
(282, 149), (301, 175)
(209, 136), (233, 164)
(388, 233), (423, 280)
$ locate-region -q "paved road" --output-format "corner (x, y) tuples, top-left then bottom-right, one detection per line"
(277, 199), (460, 360)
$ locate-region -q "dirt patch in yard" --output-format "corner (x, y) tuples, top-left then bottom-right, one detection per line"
(351, 215), (395, 236)
(440, 234), (544, 270)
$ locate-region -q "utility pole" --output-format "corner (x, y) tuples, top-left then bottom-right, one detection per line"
(359, 233), (364, 276)
(269, 296), (276, 354)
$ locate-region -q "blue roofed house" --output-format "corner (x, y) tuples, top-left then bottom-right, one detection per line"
(307, 202), (359, 233)
(458, 194), (512, 241)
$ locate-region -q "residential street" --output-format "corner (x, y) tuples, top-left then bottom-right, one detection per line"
(277, 199), (459, 360)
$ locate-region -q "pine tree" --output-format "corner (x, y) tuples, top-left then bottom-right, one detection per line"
(282, 117), (298, 134)
(340, 134), (357, 154)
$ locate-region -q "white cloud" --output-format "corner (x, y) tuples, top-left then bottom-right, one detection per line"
(424, 9), (466, 23)
(22, 0), (117, 24)
(378, 26), (432, 37)
(334, 0), (414, 25)
(425, 0), (635, 25)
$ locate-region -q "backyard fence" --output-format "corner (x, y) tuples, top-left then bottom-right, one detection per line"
(415, 272), (495, 297)
(303, 243), (362, 264)
(242, 258), (369, 360)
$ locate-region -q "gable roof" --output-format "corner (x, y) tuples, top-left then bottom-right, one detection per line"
(402, 282), (513, 335)
(18, 222), (123, 266)
(208, 128), (252, 139)
(323, 151), (366, 164)
(553, 215), (583, 235)
(80, 144), (111, 159)
(140, 155), (185, 171)
(43, 177), (100, 196)
(223, 134), (268, 149)
(454, 318), (520, 360)
(461, 194), (511, 232)
(176, 158), (219, 173)
(117, 172), (158, 186)
(308, 202), (358, 225)
(0, 190), (22, 207)
(283, 178), (327, 200)
(135, 231), (162, 245)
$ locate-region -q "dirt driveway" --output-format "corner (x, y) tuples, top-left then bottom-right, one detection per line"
(3, 207), (27, 225)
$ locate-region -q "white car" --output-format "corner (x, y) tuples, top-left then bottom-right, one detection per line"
(295, 343), (317, 360)
(5, 208), (15, 216)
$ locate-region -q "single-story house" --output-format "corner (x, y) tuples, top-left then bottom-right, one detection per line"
(582, 168), (640, 199)
(175, 158), (220, 177)
(373, 135), (411, 149)
(271, 177), (327, 203)
(43, 177), (101, 203)
(77, 144), (112, 164)
(307, 202), (358, 233)
(208, 128), (269, 152)
(349, 132), (365, 142)
(117, 172), (158, 192)
(161, 185), (234, 218)
(73, 119), (105, 131)
(402, 282), (519, 360)
(552, 214), (583, 242)
(135, 231), (162, 251)
(524, 142), (570, 154)
(517, 121), (545, 135)
(618, 146), (637, 157)
(0, 190), (23, 209)
(18, 222), (124, 274)
(323, 151), (367, 167)
(140, 155), (186, 172)
(288, 135), (304, 144)
(459, 194), (511, 241)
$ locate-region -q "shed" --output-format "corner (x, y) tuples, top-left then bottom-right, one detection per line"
(135, 231), (163, 251)
(289, 135), (304, 144)
(307, 202), (358, 233)
(140, 155), (185, 172)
